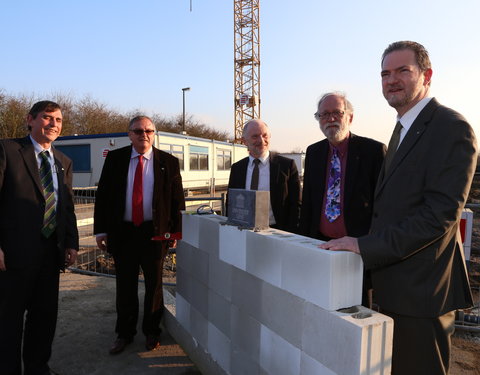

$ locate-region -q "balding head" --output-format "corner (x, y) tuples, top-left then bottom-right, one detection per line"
(242, 119), (271, 158)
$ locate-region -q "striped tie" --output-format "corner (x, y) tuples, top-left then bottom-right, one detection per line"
(39, 151), (57, 238)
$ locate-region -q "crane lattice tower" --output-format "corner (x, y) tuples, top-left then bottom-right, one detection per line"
(233, 0), (260, 143)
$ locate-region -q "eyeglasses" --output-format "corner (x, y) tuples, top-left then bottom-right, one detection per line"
(314, 110), (345, 121)
(130, 129), (155, 135)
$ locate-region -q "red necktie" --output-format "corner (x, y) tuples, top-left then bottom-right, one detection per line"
(132, 155), (144, 226)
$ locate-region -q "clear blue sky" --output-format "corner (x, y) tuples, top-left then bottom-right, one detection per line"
(1, 0), (479, 152)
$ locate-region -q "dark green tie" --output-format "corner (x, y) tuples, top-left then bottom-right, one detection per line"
(384, 121), (403, 172)
(39, 151), (57, 238)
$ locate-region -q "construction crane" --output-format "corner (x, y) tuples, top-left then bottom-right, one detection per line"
(233, 0), (260, 143)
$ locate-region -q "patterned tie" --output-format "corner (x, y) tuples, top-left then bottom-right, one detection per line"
(250, 158), (260, 190)
(39, 151), (57, 238)
(384, 121), (403, 172)
(325, 148), (341, 222)
(132, 155), (144, 226)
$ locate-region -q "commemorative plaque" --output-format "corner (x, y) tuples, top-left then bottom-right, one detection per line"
(226, 188), (270, 230)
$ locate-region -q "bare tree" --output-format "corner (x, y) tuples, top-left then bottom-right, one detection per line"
(0, 89), (232, 142)
(0, 92), (33, 139)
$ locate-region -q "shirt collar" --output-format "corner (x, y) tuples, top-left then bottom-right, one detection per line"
(29, 135), (53, 156)
(397, 97), (432, 131)
(249, 150), (270, 165)
(329, 132), (350, 156)
(131, 146), (153, 160)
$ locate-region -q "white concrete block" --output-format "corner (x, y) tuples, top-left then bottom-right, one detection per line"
(281, 236), (363, 310)
(181, 212), (200, 247)
(209, 255), (233, 302)
(175, 293), (191, 333)
(190, 243), (210, 285)
(260, 324), (301, 375)
(208, 322), (231, 372)
(189, 275), (209, 319)
(301, 352), (336, 375)
(231, 267), (264, 322)
(461, 209), (474, 261)
(176, 241), (195, 275)
(190, 303), (209, 349)
(231, 347), (261, 375)
(208, 290), (231, 337)
(176, 265), (191, 301)
(219, 223), (247, 270)
(198, 214), (225, 256)
(461, 209), (473, 247)
(302, 303), (393, 375)
(245, 230), (287, 287)
(260, 282), (304, 348)
(230, 304), (261, 363)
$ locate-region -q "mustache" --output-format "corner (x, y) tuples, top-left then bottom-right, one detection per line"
(325, 121), (341, 128)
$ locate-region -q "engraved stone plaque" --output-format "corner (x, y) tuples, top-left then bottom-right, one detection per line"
(227, 188), (270, 230)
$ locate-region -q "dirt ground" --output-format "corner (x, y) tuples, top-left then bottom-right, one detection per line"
(51, 271), (201, 375)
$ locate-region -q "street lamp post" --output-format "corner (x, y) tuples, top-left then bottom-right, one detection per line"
(182, 87), (191, 134)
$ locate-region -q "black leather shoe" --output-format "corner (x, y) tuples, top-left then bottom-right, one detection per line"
(109, 338), (132, 355)
(145, 334), (160, 351)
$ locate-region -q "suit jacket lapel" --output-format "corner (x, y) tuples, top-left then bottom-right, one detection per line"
(153, 147), (167, 208)
(344, 134), (360, 208)
(19, 137), (44, 196)
(375, 99), (437, 197)
(237, 157), (249, 188)
(316, 141), (329, 195)
(269, 153), (279, 191)
(53, 151), (65, 205)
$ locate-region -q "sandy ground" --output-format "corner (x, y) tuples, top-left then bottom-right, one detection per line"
(51, 271), (201, 375)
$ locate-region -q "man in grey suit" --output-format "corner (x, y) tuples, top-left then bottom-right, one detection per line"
(0, 101), (79, 375)
(320, 41), (477, 374)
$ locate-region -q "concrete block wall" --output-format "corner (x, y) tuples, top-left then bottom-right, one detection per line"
(175, 214), (393, 375)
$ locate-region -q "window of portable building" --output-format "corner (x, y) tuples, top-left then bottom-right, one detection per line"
(189, 145), (209, 171)
(55, 144), (91, 172)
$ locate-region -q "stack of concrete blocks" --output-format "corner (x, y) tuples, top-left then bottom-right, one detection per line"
(176, 213), (393, 375)
(461, 208), (473, 263)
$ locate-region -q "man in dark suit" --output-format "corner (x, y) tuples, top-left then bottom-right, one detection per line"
(320, 41), (477, 375)
(300, 92), (385, 307)
(299, 92), (385, 241)
(228, 119), (300, 232)
(94, 115), (185, 355)
(0, 101), (79, 375)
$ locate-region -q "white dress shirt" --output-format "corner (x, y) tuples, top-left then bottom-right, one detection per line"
(245, 151), (276, 225)
(30, 135), (59, 208)
(124, 147), (155, 222)
(397, 97), (433, 147)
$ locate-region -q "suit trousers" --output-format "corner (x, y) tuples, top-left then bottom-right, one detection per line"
(112, 221), (168, 339)
(0, 235), (60, 375)
(383, 309), (455, 375)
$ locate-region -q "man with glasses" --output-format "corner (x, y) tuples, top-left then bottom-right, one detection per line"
(300, 92), (385, 241)
(299, 92), (385, 305)
(320, 41), (477, 374)
(94, 116), (185, 354)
